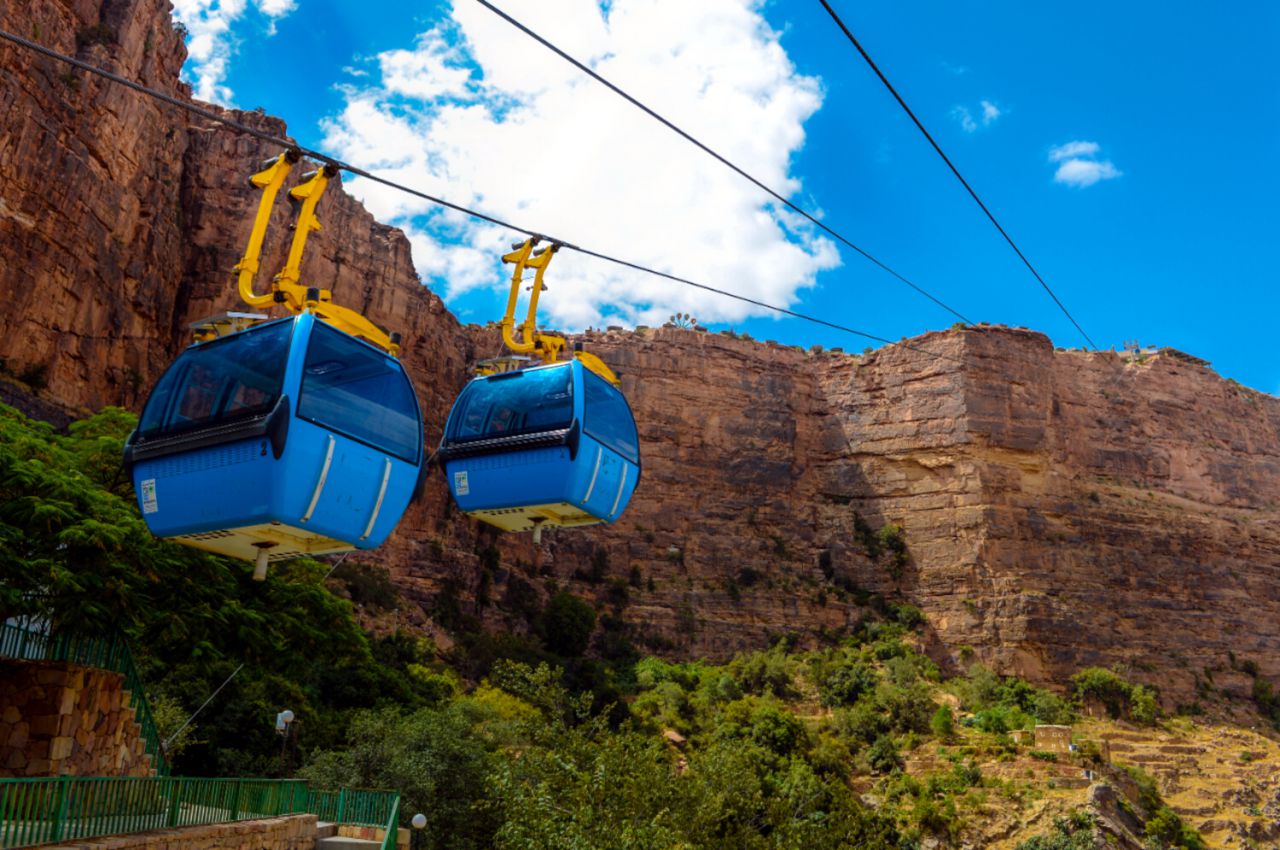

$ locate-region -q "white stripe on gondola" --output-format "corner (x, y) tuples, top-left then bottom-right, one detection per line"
(610, 464), (628, 517)
(360, 458), (393, 541)
(582, 446), (603, 503)
(301, 435), (335, 523)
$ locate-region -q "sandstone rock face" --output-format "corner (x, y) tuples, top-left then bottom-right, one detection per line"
(3, 0), (1279, 702)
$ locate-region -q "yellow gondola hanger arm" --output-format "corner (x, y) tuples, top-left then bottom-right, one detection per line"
(500, 238), (567, 365)
(500, 238), (539, 354)
(495, 237), (616, 381)
(271, 164), (338, 313)
(230, 152), (402, 357)
(235, 149), (300, 308)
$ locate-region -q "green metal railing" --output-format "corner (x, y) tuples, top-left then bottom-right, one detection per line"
(380, 794), (400, 850)
(0, 777), (401, 849)
(0, 623), (166, 775)
(305, 788), (400, 828)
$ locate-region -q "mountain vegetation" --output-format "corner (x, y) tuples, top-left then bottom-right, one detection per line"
(0, 403), (1217, 847)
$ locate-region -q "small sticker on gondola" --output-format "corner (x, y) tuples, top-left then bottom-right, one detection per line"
(141, 479), (158, 514)
(454, 470), (470, 496)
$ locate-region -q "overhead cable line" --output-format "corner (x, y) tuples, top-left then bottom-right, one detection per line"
(471, 0), (975, 326)
(816, 0), (1098, 350)
(0, 26), (964, 366)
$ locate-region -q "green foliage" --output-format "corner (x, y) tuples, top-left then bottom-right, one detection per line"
(816, 661), (877, 707)
(1144, 805), (1206, 850)
(1130, 685), (1159, 725)
(0, 404), (436, 775)
(1072, 667), (1132, 715)
(299, 703), (509, 850)
(1071, 667), (1159, 724)
(330, 562), (399, 610)
(1123, 767), (1206, 850)
(930, 705), (955, 740)
(954, 664), (1075, 727)
(543, 591), (596, 656)
(727, 643), (795, 698)
(1015, 811), (1097, 850)
(876, 524), (908, 578)
(1252, 677), (1280, 728)
(867, 734), (901, 774)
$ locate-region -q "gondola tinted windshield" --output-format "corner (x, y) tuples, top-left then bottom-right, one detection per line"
(138, 319), (293, 439)
(448, 364), (574, 443)
(583, 369), (640, 464)
(297, 322), (422, 463)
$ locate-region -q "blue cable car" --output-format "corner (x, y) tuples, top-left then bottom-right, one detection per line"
(124, 313), (423, 576)
(438, 359), (640, 537)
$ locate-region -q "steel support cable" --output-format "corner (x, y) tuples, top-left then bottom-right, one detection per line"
(0, 26), (965, 366)
(816, 0), (1098, 350)
(471, 0), (975, 326)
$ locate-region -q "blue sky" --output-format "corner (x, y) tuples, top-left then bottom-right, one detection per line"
(173, 0), (1279, 392)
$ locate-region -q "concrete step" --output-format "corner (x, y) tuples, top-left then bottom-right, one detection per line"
(318, 836), (382, 850)
(317, 822), (339, 839)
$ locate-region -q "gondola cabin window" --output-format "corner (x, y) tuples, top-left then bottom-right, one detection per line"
(448, 364), (574, 443)
(138, 320), (294, 438)
(297, 323), (421, 463)
(583, 369), (639, 464)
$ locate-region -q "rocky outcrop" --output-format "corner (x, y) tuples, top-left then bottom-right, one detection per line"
(3, 0), (1279, 703)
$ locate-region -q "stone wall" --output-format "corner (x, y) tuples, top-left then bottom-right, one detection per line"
(42, 814), (316, 850)
(0, 659), (152, 777)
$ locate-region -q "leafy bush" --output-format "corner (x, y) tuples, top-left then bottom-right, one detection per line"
(1071, 667), (1159, 724)
(818, 661), (877, 707)
(1016, 811), (1096, 850)
(543, 592), (596, 656)
(331, 562), (399, 610)
(867, 734), (902, 774)
(0, 405), (435, 775)
(930, 705), (955, 740)
(726, 643), (795, 698)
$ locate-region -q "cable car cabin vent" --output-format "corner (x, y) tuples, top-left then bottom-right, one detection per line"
(466, 447), (569, 471)
(151, 441), (263, 477)
(169, 522), (350, 563)
(180, 530), (236, 541)
(468, 502), (600, 533)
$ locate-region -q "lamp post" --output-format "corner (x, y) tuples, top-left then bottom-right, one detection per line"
(275, 709), (295, 775)
(410, 813), (426, 850)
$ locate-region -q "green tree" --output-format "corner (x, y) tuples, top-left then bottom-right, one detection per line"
(543, 591), (596, 656)
(301, 704), (505, 850)
(0, 404), (437, 775)
(930, 705), (955, 740)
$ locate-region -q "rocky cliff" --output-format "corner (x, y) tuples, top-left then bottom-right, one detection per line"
(3, 0), (1278, 703)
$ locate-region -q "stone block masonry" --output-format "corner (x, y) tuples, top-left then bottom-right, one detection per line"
(0, 659), (152, 777)
(40, 813), (317, 850)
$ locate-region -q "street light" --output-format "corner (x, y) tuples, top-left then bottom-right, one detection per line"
(410, 813), (426, 850)
(276, 710), (295, 775)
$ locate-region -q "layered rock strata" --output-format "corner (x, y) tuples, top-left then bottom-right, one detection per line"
(3, 0), (1278, 702)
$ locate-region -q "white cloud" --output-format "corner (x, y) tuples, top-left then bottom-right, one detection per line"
(321, 0), (839, 330)
(1048, 140), (1122, 188)
(1053, 158), (1122, 188)
(952, 100), (1001, 133)
(1049, 140), (1101, 162)
(171, 0), (297, 104)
